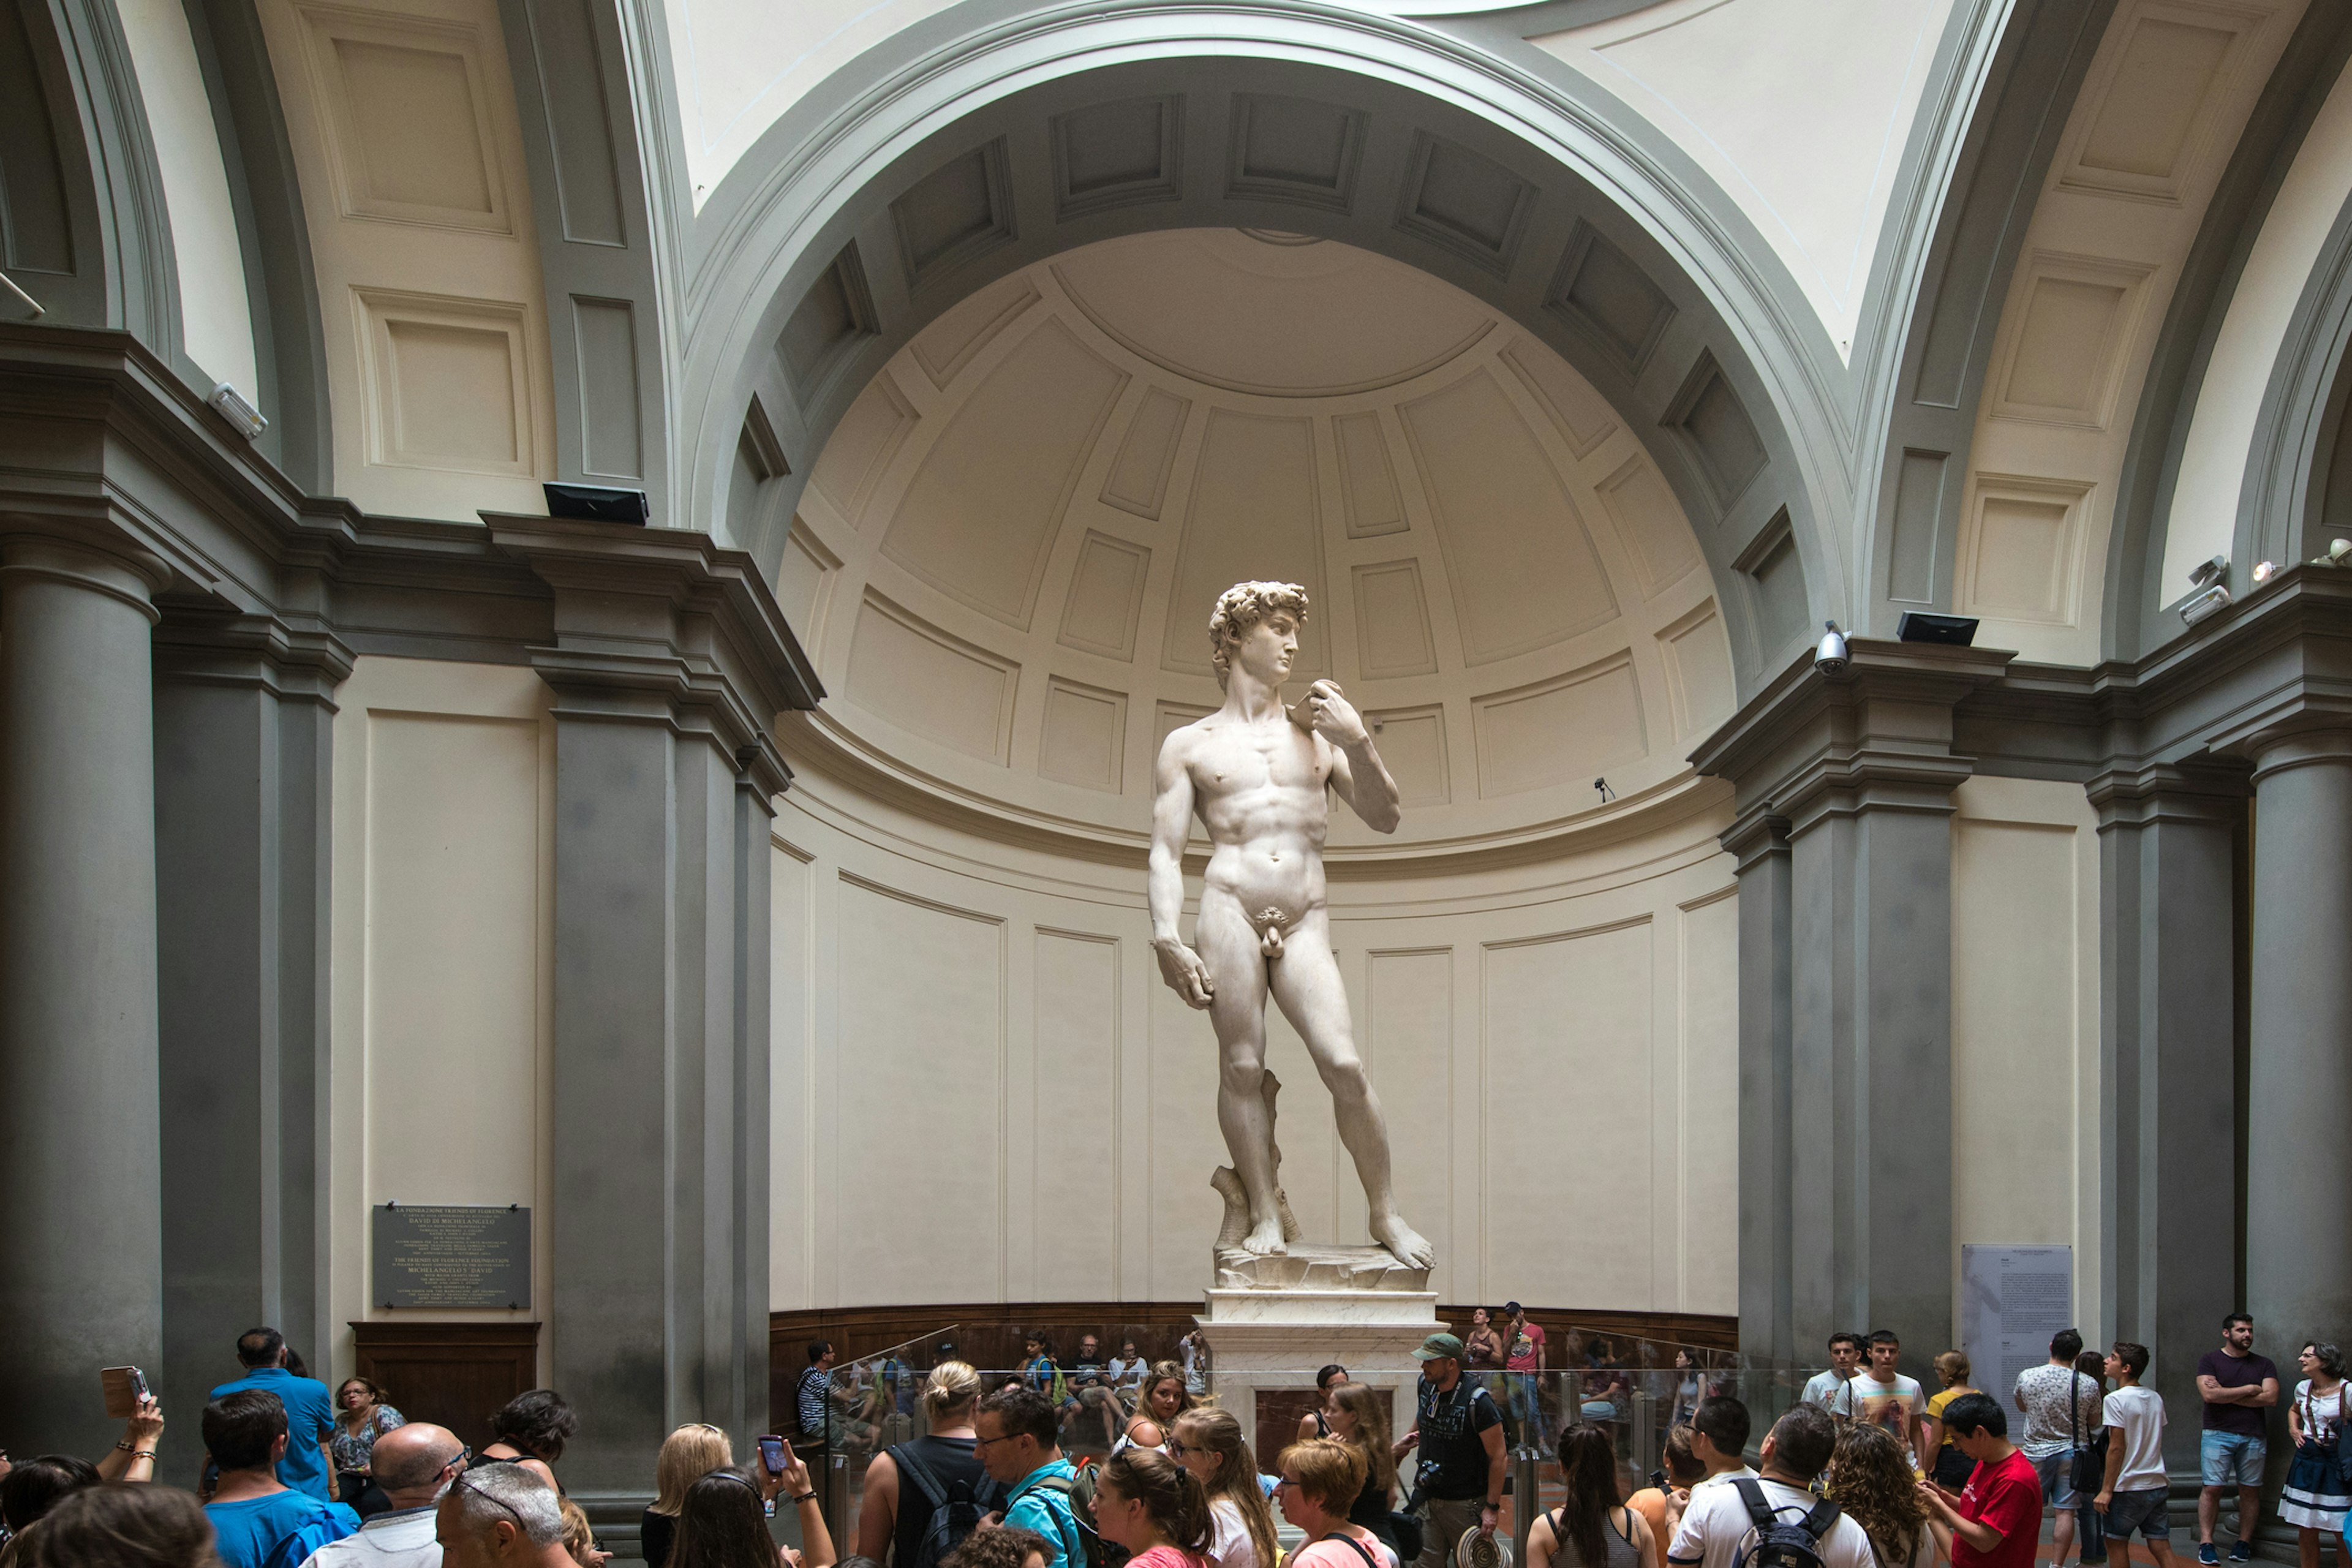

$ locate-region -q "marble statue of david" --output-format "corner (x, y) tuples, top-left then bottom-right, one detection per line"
(1148, 581), (1434, 1270)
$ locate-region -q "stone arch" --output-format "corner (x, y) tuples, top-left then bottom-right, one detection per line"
(673, 4), (1852, 699)
(2236, 184), (2352, 571)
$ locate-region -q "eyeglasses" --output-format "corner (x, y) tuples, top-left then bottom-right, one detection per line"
(1276, 1477), (1303, 1491)
(1165, 1441), (1191, 1457)
(451, 1473), (527, 1530)
(973, 1434), (1017, 1450)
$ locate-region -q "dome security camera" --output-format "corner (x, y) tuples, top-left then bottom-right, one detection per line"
(1815, 620), (1849, 676)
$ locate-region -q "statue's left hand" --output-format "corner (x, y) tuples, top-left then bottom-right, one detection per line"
(1300, 680), (1370, 747)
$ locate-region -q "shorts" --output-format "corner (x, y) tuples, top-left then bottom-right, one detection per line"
(2105, 1488), (2171, 1540)
(2201, 1431), (2267, 1487)
(2034, 1450), (2082, 1509)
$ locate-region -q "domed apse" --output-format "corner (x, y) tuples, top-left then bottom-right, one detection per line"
(775, 228), (1735, 859)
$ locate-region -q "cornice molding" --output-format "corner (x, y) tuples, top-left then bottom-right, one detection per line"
(780, 705), (1736, 881)
(1689, 637), (2013, 831)
(1697, 568), (2352, 823)
(484, 514), (822, 799)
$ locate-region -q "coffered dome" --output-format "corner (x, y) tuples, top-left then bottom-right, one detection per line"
(774, 229), (1733, 859)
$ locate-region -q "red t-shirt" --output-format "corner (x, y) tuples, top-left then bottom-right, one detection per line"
(1953, 1449), (2042, 1568)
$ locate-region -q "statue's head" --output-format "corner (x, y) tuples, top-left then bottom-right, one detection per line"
(1208, 581), (1309, 688)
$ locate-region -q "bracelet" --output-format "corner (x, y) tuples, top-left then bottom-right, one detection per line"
(133, 1452), (157, 1461)
(792, 1491), (819, 1504)
(115, 1442), (135, 1453)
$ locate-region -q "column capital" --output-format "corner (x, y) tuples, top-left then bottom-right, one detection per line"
(1721, 805), (1790, 870)
(483, 514), (823, 799)
(2086, 761), (2250, 831)
(0, 530), (173, 624)
(151, 608), (355, 704)
(1691, 638), (2013, 837)
(2246, 726), (2352, 784)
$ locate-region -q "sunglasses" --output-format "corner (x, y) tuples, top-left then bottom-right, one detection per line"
(451, 1472), (527, 1530)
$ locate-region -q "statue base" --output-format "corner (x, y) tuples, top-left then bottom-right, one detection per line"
(1214, 1242), (1430, 1292)
(1196, 1244), (1441, 1466)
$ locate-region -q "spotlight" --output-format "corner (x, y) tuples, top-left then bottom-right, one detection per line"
(2310, 538), (2352, 567)
(207, 382), (267, 441)
(1594, 777), (1615, 803)
(1895, 611), (1978, 646)
(1814, 621), (1849, 675)
(543, 482), (649, 524)
(2180, 554), (2231, 625)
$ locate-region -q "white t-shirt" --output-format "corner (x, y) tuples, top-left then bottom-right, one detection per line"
(2294, 1380), (2348, 1446)
(1693, 1465), (1761, 1489)
(2015, 1365), (2105, 1459)
(1208, 1496), (1259, 1568)
(1667, 1476), (1875, 1568)
(1839, 1373), (1925, 1442)
(1801, 1371), (1853, 1410)
(2102, 1384), (2168, 1490)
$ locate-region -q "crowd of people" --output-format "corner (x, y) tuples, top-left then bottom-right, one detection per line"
(2, 1309), (2343, 1568)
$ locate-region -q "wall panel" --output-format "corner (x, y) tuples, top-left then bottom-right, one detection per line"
(834, 878), (1006, 1303)
(1482, 922), (1654, 1307)
(1034, 932), (1120, 1298)
(328, 659), (553, 1384)
(1950, 777), (2102, 1332)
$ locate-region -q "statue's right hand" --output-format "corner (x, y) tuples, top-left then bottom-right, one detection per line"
(1153, 939), (1216, 1009)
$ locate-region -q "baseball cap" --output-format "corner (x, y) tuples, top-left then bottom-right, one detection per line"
(1502, 1301), (1523, 1314)
(1414, 1332), (1466, 1360)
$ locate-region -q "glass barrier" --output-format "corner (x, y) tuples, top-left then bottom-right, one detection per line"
(818, 1346), (1830, 1564)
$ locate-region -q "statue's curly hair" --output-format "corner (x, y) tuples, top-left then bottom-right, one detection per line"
(1208, 581), (1309, 687)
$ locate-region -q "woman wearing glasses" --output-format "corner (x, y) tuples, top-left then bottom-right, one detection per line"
(1274, 1438), (1399, 1568)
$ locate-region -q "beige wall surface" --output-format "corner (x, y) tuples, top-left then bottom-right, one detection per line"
(769, 761), (1741, 1316)
(328, 658), (555, 1384)
(256, 0), (557, 519)
(1949, 775), (2103, 1338)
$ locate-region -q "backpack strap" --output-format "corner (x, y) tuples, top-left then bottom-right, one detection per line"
(1030, 1474), (1091, 1566)
(1732, 1480), (1777, 1534)
(1798, 1499), (1842, 1542)
(894, 1444), (949, 1511)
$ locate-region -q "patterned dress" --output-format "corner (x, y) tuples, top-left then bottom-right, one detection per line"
(2281, 1380), (2349, 1532)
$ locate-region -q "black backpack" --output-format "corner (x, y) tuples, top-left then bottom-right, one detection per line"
(1730, 1479), (1842, 1568)
(892, 1443), (1001, 1568)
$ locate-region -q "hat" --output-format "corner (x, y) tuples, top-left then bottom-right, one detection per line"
(1502, 1301), (1523, 1314)
(1414, 1333), (1466, 1360)
(1458, 1526), (1513, 1568)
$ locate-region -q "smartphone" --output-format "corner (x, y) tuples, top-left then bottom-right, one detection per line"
(758, 1434), (788, 1475)
(100, 1366), (149, 1419)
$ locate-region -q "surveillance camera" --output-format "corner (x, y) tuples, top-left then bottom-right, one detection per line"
(1815, 620), (1849, 675)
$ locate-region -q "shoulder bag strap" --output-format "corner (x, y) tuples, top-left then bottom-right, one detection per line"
(1321, 1532), (1381, 1568)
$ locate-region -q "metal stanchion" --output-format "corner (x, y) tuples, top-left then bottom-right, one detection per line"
(1513, 1443), (1541, 1567)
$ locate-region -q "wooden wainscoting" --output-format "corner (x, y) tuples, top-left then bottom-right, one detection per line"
(351, 1321), (540, 1449)
(766, 1303), (1736, 1431)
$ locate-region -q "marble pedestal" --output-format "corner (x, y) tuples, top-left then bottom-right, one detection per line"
(1196, 1245), (1442, 1461)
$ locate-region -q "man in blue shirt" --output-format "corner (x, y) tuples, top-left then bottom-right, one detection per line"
(200, 1389), (359, 1568)
(977, 1387), (1085, 1568)
(209, 1327), (339, 1501)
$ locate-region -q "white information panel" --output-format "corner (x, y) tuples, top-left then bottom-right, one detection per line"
(1961, 1244), (2075, 1400)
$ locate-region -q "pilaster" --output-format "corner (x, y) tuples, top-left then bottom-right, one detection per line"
(1695, 640), (2011, 1378)
(485, 514), (815, 1485)
(2087, 763), (2246, 1464)
(151, 608), (353, 1440)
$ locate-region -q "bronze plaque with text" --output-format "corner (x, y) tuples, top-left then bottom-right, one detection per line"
(371, 1205), (530, 1309)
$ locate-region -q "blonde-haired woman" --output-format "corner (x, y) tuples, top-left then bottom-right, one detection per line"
(1119, 1362), (1194, 1454)
(1327, 1382), (1400, 1548)
(857, 1361), (994, 1567)
(644, 1423), (734, 1568)
(1172, 1408), (1281, 1568)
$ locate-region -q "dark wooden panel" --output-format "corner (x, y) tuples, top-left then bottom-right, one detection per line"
(351, 1321), (540, 1450)
(766, 1303), (1736, 1431)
